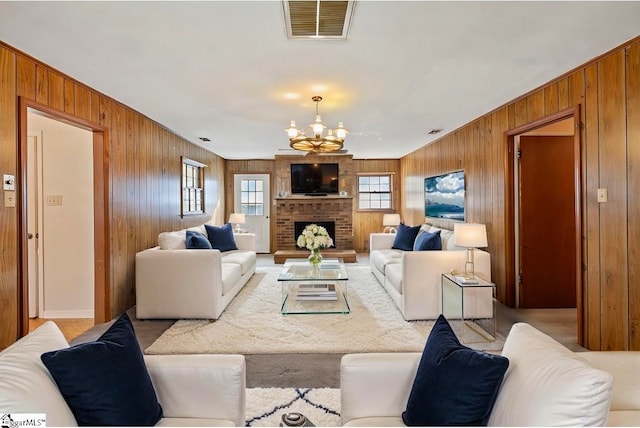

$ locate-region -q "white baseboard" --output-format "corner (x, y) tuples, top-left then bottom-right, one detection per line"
(41, 309), (94, 319)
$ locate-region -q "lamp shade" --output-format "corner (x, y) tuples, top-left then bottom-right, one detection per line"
(454, 223), (488, 248)
(228, 213), (245, 224)
(382, 213), (401, 227)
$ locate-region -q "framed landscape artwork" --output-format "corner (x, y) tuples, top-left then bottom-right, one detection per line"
(424, 170), (465, 221)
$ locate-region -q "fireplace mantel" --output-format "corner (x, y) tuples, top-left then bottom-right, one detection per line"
(275, 195), (353, 201)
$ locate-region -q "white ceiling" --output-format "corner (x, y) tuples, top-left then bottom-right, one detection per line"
(1, 1), (639, 160)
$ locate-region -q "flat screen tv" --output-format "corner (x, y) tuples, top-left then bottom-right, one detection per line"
(291, 163), (339, 195)
(424, 170), (465, 221)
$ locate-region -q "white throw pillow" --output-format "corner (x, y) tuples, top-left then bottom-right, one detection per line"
(187, 224), (207, 235)
(158, 230), (186, 249)
(488, 323), (613, 426)
(419, 223), (431, 233)
(158, 225), (207, 249)
(0, 322), (78, 426)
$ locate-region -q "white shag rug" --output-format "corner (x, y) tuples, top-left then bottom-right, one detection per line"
(246, 388), (340, 427)
(145, 266), (503, 355)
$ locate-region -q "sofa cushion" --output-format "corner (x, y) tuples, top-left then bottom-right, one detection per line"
(402, 315), (509, 426)
(221, 263), (242, 295)
(391, 223), (421, 251)
(0, 322), (78, 427)
(205, 224), (238, 252)
(41, 313), (163, 426)
(370, 249), (402, 274)
(385, 263), (403, 294)
(413, 230), (442, 251)
(186, 230), (213, 249)
(221, 250), (256, 275)
(488, 323), (613, 426)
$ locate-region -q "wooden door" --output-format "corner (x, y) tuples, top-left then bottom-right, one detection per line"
(519, 135), (576, 308)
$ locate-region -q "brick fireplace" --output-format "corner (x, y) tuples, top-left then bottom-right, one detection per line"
(275, 196), (353, 250)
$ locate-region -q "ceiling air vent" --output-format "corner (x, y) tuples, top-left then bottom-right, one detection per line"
(283, 1), (355, 40)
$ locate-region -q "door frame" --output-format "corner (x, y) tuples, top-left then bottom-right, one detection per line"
(26, 134), (44, 318)
(17, 97), (111, 336)
(504, 106), (583, 344)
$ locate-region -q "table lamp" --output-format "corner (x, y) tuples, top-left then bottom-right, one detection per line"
(382, 213), (401, 233)
(453, 223), (488, 278)
(228, 213), (246, 233)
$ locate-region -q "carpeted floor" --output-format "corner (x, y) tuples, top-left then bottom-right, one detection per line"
(145, 266), (503, 356)
(145, 266), (435, 355)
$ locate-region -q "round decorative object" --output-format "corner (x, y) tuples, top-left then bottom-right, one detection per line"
(339, 190), (347, 197)
(308, 248), (323, 266)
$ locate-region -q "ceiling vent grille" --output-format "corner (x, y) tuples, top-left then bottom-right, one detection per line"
(283, 1), (355, 40)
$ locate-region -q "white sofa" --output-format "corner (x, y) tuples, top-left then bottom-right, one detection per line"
(341, 322), (640, 427)
(136, 226), (256, 320)
(0, 321), (247, 427)
(369, 225), (492, 321)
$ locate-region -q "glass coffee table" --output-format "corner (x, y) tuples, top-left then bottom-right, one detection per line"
(278, 258), (350, 315)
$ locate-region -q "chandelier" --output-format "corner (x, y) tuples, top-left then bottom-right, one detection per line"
(285, 96), (348, 153)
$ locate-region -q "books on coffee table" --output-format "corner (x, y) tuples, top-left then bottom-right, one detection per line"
(296, 283), (337, 300)
(319, 259), (341, 270)
(454, 276), (479, 285)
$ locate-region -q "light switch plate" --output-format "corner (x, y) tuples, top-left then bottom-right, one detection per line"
(3, 174), (15, 191)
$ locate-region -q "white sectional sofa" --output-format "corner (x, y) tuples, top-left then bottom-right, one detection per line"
(0, 321), (247, 427)
(341, 322), (640, 427)
(136, 224), (256, 320)
(369, 225), (492, 321)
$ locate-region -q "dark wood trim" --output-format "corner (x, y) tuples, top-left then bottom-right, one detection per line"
(504, 105), (584, 346)
(92, 130), (110, 324)
(503, 133), (516, 307)
(506, 107), (579, 137)
(572, 107), (584, 345)
(18, 99), (29, 337)
(17, 97), (111, 336)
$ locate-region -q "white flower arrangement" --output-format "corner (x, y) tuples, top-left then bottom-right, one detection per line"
(296, 224), (334, 251)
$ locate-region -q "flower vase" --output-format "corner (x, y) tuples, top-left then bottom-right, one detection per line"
(308, 248), (323, 267)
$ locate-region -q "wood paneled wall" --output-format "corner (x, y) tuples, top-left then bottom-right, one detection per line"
(353, 159), (401, 252)
(400, 37), (640, 351)
(0, 42), (225, 348)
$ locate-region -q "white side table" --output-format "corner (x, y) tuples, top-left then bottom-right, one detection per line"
(441, 273), (496, 343)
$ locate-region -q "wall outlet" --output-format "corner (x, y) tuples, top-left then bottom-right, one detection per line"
(597, 188), (608, 203)
(47, 195), (63, 206)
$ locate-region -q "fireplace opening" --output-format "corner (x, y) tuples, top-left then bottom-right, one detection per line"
(294, 221), (336, 248)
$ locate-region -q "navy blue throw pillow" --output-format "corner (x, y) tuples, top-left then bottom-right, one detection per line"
(391, 223), (421, 251)
(205, 223), (238, 252)
(41, 313), (163, 426)
(402, 315), (509, 426)
(413, 230), (442, 251)
(186, 230), (213, 249)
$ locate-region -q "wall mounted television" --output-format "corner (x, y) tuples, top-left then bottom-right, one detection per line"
(291, 163), (339, 195)
(424, 170), (465, 221)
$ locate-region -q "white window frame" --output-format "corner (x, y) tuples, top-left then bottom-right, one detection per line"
(357, 173), (393, 211)
(181, 157), (206, 216)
